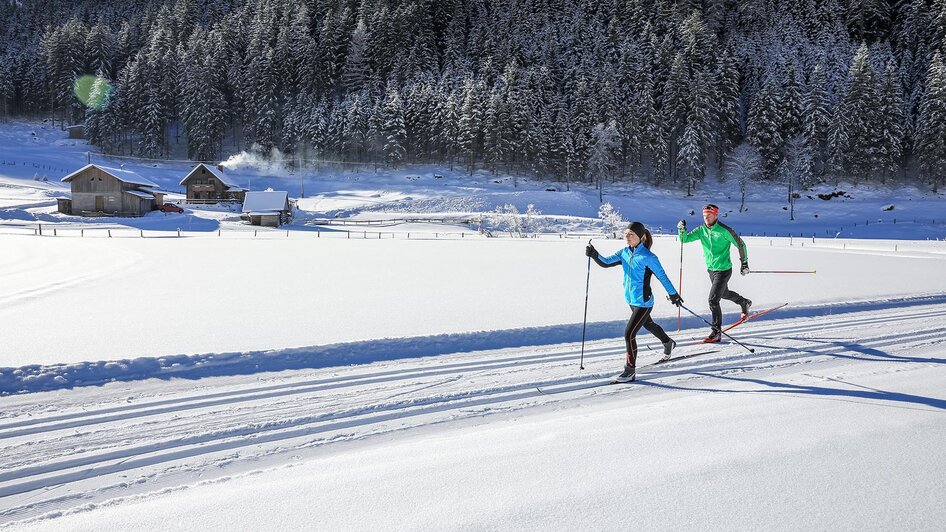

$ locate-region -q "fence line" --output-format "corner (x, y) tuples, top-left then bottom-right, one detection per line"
(0, 223), (610, 241)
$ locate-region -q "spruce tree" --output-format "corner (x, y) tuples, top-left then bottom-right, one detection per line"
(916, 52), (946, 192)
(875, 63), (904, 182)
(381, 87), (407, 167)
(832, 43), (880, 181)
(747, 78), (783, 179)
(802, 64), (832, 177)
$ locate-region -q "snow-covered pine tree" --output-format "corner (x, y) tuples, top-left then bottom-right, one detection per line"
(436, 90), (461, 170)
(342, 94), (367, 161)
(342, 19), (368, 93)
(747, 77), (783, 179)
(381, 86), (407, 167)
(483, 88), (504, 174)
(832, 42), (880, 182)
(803, 63), (832, 177)
(678, 71), (713, 195)
(916, 52), (946, 192)
(714, 48), (741, 170)
(779, 66), (803, 143)
(875, 62), (905, 183)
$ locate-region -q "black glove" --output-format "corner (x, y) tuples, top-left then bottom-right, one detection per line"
(668, 293), (683, 307)
(585, 244), (597, 257)
(740, 262), (750, 276)
(677, 219), (686, 231)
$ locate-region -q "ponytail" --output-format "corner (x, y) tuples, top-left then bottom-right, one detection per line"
(642, 229), (653, 249)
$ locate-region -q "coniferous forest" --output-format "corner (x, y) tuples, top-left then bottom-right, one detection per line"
(2, 0), (946, 193)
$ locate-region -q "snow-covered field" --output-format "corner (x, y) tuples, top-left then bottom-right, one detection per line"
(1, 122), (945, 530)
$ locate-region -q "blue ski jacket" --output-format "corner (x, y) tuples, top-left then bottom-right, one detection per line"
(593, 243), (678, 307)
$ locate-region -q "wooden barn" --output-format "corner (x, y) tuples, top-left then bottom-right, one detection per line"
(180, 163), (246, 204)
(60, 164), (163, 216)
(242, 191), (291, 227)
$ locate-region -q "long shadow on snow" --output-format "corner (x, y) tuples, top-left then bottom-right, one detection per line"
(4, 293), (946, 396)
(639, 369), (946, 411)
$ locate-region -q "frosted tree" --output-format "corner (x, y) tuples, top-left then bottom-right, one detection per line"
(523, 204), (545, 235)
(597, 202), (624, 236)
(588, 120), (620, 203)
(492, 204), (522, 237)
(778, 137), (812, 220)
(726, 144), (762, 213)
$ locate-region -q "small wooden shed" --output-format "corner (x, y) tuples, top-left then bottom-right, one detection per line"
(66, 125), (86, 139)
(242, 191), (291, 227)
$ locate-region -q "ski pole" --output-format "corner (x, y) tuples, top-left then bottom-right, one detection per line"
(677, 302), (756, 353)
(677, 238), (683, 332)
(749, 270), (817, 274)
(579, 239), (592, 370)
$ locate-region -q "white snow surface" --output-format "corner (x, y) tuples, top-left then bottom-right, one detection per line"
(1, 121), (945, 530)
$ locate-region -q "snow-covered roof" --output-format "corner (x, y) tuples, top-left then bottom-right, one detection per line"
(61, 164), (158, 188)
(242, 191), (289, 214)
(124, 189), (156, 199)
(179, 163), (246, 191)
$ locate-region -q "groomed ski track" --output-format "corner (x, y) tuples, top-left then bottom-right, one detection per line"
(2, 297), (945, 526)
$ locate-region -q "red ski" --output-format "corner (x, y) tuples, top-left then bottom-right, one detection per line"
(721, 303), (788, 333)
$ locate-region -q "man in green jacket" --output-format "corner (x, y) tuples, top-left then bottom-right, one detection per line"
(678, 204), (752, 343)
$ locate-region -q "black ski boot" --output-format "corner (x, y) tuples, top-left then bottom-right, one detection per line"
(740, 299), (753, 321)
(703, 330), (722, 343)
(613, 364), (636, 383)
(659, 339), (676, 362)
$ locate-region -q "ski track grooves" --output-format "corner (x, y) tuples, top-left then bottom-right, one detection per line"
(1, 302), (945, 524)
(4, 304), (944, 440)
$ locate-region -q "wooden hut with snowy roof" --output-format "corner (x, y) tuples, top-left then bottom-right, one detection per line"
(180, 163), (247, 204)
(60, 164), (163, 216)
(241, 190), (291, 227)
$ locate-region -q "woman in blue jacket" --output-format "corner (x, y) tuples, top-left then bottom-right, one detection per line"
(585, 222), (683, 382)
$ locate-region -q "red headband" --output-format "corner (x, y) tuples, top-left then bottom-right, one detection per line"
(703, 207), (719, 216)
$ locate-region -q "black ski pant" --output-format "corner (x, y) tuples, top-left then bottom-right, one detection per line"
(708, 268), (749, 332)
(624, 305), (671, 368)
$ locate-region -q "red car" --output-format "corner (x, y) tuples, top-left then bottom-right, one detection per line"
(156, 203), (184, 213)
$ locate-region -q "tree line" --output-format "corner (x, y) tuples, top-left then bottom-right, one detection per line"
(2, 0), (946, 193)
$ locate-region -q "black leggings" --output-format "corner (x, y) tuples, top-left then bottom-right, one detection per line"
(708, 269), (749, 331)
(624, 305), (671, 368)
